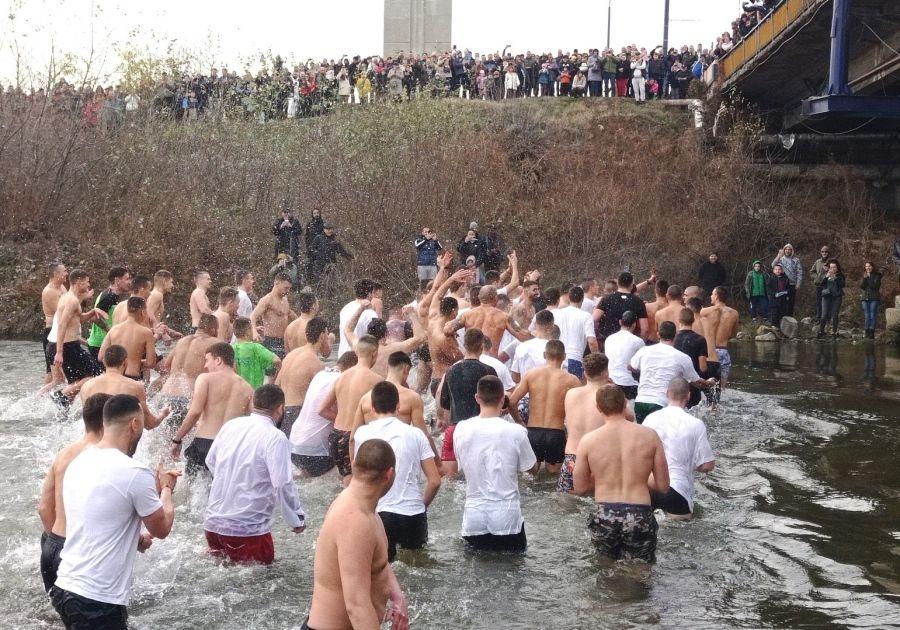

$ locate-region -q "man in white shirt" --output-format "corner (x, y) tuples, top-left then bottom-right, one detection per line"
(510, 309), (554, 383)
(629, 321), (714, 424)
(235, 270), (255, 319)
(353, 382), (441, 561)
(604, 311), (645, 400)
(204, 384), (307, 565)
(581, 279), (600, 314)
(551, 286), (599, 380)
(453, 375), (538, 552)
(480, 336), (515, 391)
(51, 394), (179, 629)
(643, 378), (716, 520)
(337, 278), (381, 356)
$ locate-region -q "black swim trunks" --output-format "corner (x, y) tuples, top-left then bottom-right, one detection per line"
(527, 427), (566, 465)
(464, 524), (527, 552)
(379, 511), (428, 562)
(281, 405), (301, 439)
(291, 454), (335, 477)
(40, 531), (65, 593)
(50, 586), (128, 630)
(184, 437), (214, 474)
(416, 344), (432, 363)
(588, 502), (658, 562)
(262, 336), (286, 359)
(651, 487), (691, 516)
(328, 428), (352, 478)
(46, 341), (104, 383)
(616, 384), (638, 400)
(300, 618), (317, 630)
(42, 327), (52, 373)
(124, 373), (142, 382)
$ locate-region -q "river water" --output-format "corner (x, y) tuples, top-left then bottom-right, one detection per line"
(2, 339), (899, 629)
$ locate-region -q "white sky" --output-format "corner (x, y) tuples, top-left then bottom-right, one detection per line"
(0, 0), (743, 85)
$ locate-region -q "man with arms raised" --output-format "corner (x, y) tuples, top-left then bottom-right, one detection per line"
(81, 345), (168, 429)
(38, 393), (109, 593)
(338, 278), (382, 357)
(345, 304), (426, 377)
(320, 335), (382, 486)
(51, 394), (179, 627)
(284, 291), (320, 352)
(171, 342), (253, 474)
(353, 382), (441, 562)
(573, 385), (669, 562)
(454, 376), (538, 552)
(205, 384), (306, 564)
(156, 313), (219, 427)
(701, 286), (740, 391)
(643, 378), (716, 520)
(86, 266), (132, 360)
(189, 270), (213, 334)
(424, 267), (471, 396)
(99, 297), (157, 380)
(211, 286), (239, 341)
(551, 285), (599, 379)
(306, 439), (409, 630)
(558, 353), (609, 494)
(276, 317), (330, 438)
(250, 272), (296, 359)
(594, 272), (649, 345)
(41, 262), (68, 386)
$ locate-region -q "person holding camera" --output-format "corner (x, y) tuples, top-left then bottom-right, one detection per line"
(272, 206), (301, 261)
(414, 227), (443, 284)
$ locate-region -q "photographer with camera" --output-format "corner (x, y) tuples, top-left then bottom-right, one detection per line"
(272, 204), (302, 261)
(414, 227), (443, 285)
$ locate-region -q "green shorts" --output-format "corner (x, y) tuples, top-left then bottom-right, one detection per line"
(634, 402), (663, 425)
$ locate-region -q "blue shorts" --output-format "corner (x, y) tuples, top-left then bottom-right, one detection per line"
(715, 348), (732, 379)
(566, 359), (584, 380)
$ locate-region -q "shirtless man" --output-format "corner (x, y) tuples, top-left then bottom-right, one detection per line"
(701, 286), (740, 390)
(654, 284), (684, 330)
(573, 385), (670, 562)
(37, 393), (108, 593)
(426, 268), (473, 396)
(306, 439), (409, 630)
(276, 317), (330, 438)
(81, 345), (168, 429)
(683, 285), (701, 304)
(510, 280), (542, 329)
(284, 291), (319, 353)
(319, 335), (382, 486)
(112, 275), (152, 325)
(557, 353), (609, 494)
(250, 272), (296, 359)
(508, 340), (581, 475)
(171, 342), (253, 474)
(99, 297), (157, 379)
(212, 287), (239, 341)
(448, 285), (530, 358)
(350, 351), (439, 461)
(147, 270), (181, 344)
(189, 270), (213, 333)
(156, 314), (219, 432)
(345, 302), (426, 377)
(644, 280), (669, 343)
(41, 262), (68, 386)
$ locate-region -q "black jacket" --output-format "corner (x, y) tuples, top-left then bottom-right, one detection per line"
(311, 233), (352, 266)
(698, 261), (727, 294)
(304, 216), (324, 252)
(273, 216), (301, 255)
(457, 235), (486, 266)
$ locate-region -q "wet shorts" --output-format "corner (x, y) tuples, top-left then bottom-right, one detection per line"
(328, 428), (352, 477)
(715, 348), (732, 379)
(417, 344), (432, 364)
(464, 524), (527, 552)
(556, 454), (577, 493)
(616, 384), (638, 400)
(50, 586), (128, 630)
(46, 341), (104, 383)
(281, 405), (301, 438)
(440, 423), (458, 462)
(300, 618), (317, 630)
(517, 394), (530, 425)
(205, 530), (274, 565)
(160, 395), (190, 430)
(588, 502), (658, 562)
(527, 427), (566, 465)
(291, 454), (335, 477)
(263, 336), (286, 359)
(651, 487), (691, 516)
(40, 531), (65, 593)
(185, 437), (214, 474)
(42, 327), (52, 373)
(379, 511), (428, 562)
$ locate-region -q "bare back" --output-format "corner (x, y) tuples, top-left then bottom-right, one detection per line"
(193, 371), (253, 439)
(212, 309), (233, 341)
(563, 384), (605, 454)
(103, 321), (155, 377)
(42, 284), (64, 328)
(190, 288), (210, 327)
(45, 439), (96, 536)
(578, 421), (666, 505)
(655, 302), (681, 329)
(55, 293), (84, 344)
(716, 306), (740, 346)
(276, 347), (323, 407)
(524, 366), (580, 430)
(160, 333), (218, 396)
(147, 289), (165, 323)
(333, 366), (382, 432)
(284, 315), (311, 352)
(461, 306), (509, 356)
(427, 317), (462, 380)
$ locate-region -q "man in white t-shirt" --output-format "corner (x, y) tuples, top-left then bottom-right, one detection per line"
(353, 382), (441, 561)
(235, 270), (255, 319)
(453, 375), (538, 552)
(643, 378), (715, 519)
(337, 278), (381, 356)
(551, 286), (599, 380)
(51, 394), (179, 628)
(510, 309), (554, 383)
(629, 321), (714, 424)
(581, 279), (600, 314)
(480, 336), (515, 391)
(604, 311), (645, 400)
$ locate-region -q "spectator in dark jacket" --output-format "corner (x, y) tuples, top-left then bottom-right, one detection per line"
(698, 253), (728, 301)
(859, 261), (882, 339)
(304, 209), (325, 284)
(309, 223), (352, 287)
(272, 207), (301, 260)
(457, 223), (487, 283)
(768, 263), (791, 327)
(414, 226), (443, 283)
(817, 260), (845, 338)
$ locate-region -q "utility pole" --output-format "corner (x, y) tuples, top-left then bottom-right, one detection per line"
(606, 0), (612, 49)
(662, 0), (670, 98)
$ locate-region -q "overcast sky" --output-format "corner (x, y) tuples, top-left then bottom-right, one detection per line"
(0, 0), (743, 84)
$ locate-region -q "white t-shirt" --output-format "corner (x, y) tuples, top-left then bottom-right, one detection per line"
(510, 338), (548, 378)
(582, 297), (598, 313)
(552, 305), (596, 361)
(237, 289), (253, 319)
(290, 369), (340, 456)
(643, 406), (715, 511)
(455, 307), (470, 353)
(604, 329), (645, 387)
(453, 416), (537, 536)
(338, 300), (376, 356)
(55, 447), (162, 605)
(354, 417), (433, 516)
(480, 354), (516, 391)
(499, 331), (519, 369)
(629, 343), (701, 406)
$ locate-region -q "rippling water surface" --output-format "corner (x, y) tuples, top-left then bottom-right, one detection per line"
(2, 340), (899, 629)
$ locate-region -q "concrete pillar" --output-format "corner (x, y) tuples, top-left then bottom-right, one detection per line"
(384, 0), (452, 57)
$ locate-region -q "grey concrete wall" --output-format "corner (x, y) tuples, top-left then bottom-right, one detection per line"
(384, 0), (452, 57)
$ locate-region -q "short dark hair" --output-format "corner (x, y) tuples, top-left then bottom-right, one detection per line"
(103, 394), (142, 426)
(48, 261), (65, 277)
(154, 269), (173, 282)
(387, 351), (411, 369)
(254, 384), (285, 411)
(485, 270), (500, 283)
(476, 375), (504, 405)
(207, 342), (235, 366)
(620, 311), (637, 327)
(336, 351), (358, 369)
(535, 309), (554, 328)
(678, 308), (694, 325)
(297, 292), (317, 314)
(464, 328), (485, 353)
(69, 268), (90, 284)
(131, 275), (152, 293)
(354, 278), (376, 299)
(353, 439), (396, 482)
(666, 284), (683, 300)
(568, 286), (585, 303)
(103, 344), (128, 368)
(617, 271), (634, 287)
(367, 318), (387, 341)
(686, 297), (702, 312)
(596, 384), (626, 415)
(713, 286), (729, 302)
(439, 296), (458, 317)
(82, 393), (111, 432)
(198, 313), (218, 335)
(544, 287), (561, 306)
(583, 353), (609, 378)
(218, 286), (238, 306)
(274, 272), (292, 284)
(306, 317), (328, 344)
(233, 317), (252, 338)
(371, 381), (400, 414)
(658, 321), (677, 341)
(193, 269), (209, 282)
(545, 339), (566, 360)
(234, 269), (252, 284)
(126, 296), (145, 314)
(108, 266), (130, 282)
(655, 279), (670, 296)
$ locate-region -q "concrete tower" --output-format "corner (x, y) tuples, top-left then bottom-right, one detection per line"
(384, 0), (452, 57)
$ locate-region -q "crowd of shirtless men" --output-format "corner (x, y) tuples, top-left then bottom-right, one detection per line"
(37, 246), (738, 628)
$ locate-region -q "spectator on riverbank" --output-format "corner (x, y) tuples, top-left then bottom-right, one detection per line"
(810, 245), (831, 322)
(744, 260), (770, 323)
(859, 261), (882, 339)
(414, 227), (443, 284)
(817, 260), (845, 339)
(273, 206), (301, 261)
(768, 263), (790, 327)
(457, 224), (486, 272)
(772, 244), (802, 317)
(698, 253), (727, 302)
(309, 223), (352, 288)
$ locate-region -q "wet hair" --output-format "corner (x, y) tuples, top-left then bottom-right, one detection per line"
(439, 296), (458, 317)
(69, 268), (90, 284)
(713, 286), (730, 303)
(387, 351), (411, 369)
(477, 375), (504, 405)
(306, 317), (328, 344)
(126, 296), (146, 314)
(617, 272), (634, 288)
(687, 297), (702, 312)
(568, 286), (584, 303)
(274, 272), (292, 284)
(154, 269), (173, 283)
(234, 269), (252, 284)
(658, 321), (677, 341)
(103, 344), (128, 368)
(523, 279), (540, 290)
(193, 269), (209, 282)
(48, 262), (65, 277)
(207, 342), (235, 367)
(371, 381), (400, 414)
(666, 285), (683, 301)
(218, 286), (239, 306)
(667, 377), (691, 401)
(584, 353), (609, 378)
(198, 313), (219, 335)
(233, 317), (252, 338)
(82, 393), (111, 433)
(482, 336), (493, 352)
(485, 270), (501, 284)
(131, 275), (152, 294)
(296, 292), (317, 314)
(353, 439), (396, 482)
(103, 394), (142, 426)
(596, 384), (626, 415)
(620, 311), (637, 327)
(604, 279), (618, 293)
(356, 334), (378, 357)
(108, 266), (130, 282)
(655, 279), (670, 297)
(336, 351), (358, 370)
(678, 308), (695, 325)
(479, 285), (498, 304)
(544, 288), (561, 306)
(535, 309), (555, 328)
(354, 278), (377, 299)
(366, 318), (388, 342)
(550, 325), (561, 340)
(464, 328), (485, 353)
(544, 339), (566, 360)
(254, 384), (285, 411)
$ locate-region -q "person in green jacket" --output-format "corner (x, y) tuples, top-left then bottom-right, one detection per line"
(86, 267), (132, 360)
(744, 260), (770, 323)
(232, 317), (281, 389)
(859, 261), (882, 339)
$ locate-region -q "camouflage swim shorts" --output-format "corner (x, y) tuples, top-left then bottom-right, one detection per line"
(588, 503), (658, 562)
(556, 453), (576, 494)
